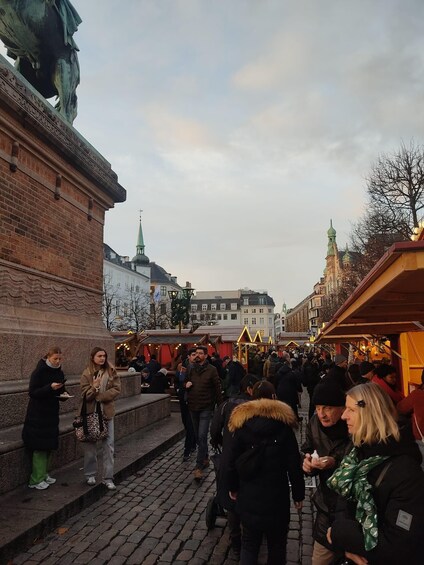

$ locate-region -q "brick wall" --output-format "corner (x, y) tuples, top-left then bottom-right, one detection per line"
(0, 128), (104, 291)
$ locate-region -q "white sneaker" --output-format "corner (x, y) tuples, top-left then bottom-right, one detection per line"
(86, 476), (96, 486)
(45, 475), (56, 484)
(29, 481), (49, 490)
(103, 480), (116, 490)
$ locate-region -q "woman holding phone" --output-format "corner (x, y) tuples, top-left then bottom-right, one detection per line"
(80, 347), (121, 489)
(22, 346), (67, 490)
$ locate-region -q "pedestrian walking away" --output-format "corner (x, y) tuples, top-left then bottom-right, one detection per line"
(227, 380), (305, 564)
(80, 347), (121, 490)
(22, 346), (69, 490)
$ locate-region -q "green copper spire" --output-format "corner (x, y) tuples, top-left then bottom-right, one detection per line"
(132, 211), (150, 265)
(327, 219), (337, 256)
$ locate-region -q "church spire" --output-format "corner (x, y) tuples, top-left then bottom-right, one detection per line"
(132, 210), (150, 265)
(327, 219), (337, 256)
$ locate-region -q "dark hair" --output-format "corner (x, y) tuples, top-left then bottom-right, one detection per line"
(151, 354), (157, 360)
(240, 374), (260, 393)
(348, 363), (361, 383)
(375, 364), (390, 379)
(252, 380), (276, 399)
(386, 365), (396, 374)
(195, 346), (208, 353)
(187, 347), (197, 355)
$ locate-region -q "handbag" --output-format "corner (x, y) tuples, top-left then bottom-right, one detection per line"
(73, 392), (108, 442)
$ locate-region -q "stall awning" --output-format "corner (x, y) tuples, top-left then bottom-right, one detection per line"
(317, 241), (424, 342)
(138, 334), (208, 345)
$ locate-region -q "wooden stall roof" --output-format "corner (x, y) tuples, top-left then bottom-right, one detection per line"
(317, 240), (424, 342)
(195, 325), (253, 343)
(138, 333), (208, 345)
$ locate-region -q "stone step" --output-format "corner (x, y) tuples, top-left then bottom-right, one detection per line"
(0, 412), (185, 563)
(0, 371), (141, 430)
(0, 393), (172, 495)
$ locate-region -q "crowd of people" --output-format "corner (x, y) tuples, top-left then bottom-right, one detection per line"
(21, 345), (424, 564)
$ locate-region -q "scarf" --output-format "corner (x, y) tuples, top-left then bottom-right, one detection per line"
(327, 447), (389, 551)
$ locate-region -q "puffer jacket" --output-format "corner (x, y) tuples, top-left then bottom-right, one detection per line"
(185, 362), (222, 411)
(301, 415), (351, 547)
(330, 427), (424, 564)
(22, 359), (66, 451)
(227, 399), (305, 530)
(80, 366), (121, 420)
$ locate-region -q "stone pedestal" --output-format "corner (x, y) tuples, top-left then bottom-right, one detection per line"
(0, 55), (126, 380)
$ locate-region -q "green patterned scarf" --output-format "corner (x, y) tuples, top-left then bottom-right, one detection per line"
(327, 447), (389, 551)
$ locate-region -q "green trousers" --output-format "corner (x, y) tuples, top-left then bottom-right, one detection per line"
(29, 450), (52, 485)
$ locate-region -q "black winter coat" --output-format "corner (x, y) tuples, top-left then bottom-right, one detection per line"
(331, 427), (424, 564)
(22, 359), (65, 451)
(301, 415), (351, 547)
(210, 393), (251, 509)
(227, 399), (305, 530)
(276, 365), (301, 415)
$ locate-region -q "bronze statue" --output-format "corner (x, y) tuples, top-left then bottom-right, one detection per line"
(0, 0), (82, 124)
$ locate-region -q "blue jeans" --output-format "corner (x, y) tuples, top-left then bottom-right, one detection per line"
(190, 409), (212, 469)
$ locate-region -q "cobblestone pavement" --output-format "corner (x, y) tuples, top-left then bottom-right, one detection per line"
(11, 415), (315, 565)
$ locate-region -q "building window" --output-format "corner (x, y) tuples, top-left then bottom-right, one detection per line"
(260, 329), (265, 336)
(252, 308), (256, 313)
(243, 309), (248, 314)
(117, 282), (121, 288)
(191, 314), (197, 320)
(259, 296), (265, 305)
(223, 314), (228, 320)
(268, 308), (271, 313)
(217, 314), (222, 320)
(231, 303), (237, 310)
(231, 314), (237, 320)
(220, 303), (226, 310)
(211, 303), (217, 310)
(160, 286), (167, 296)
(202, 304), (207, 311)
(191, 304), (197, 311)
(243, 298), (249, 305)
(200, 314), (205, 320)
(251, 318), (256, 325)
(244, 318), (248, 325)
(259, 308), (263, 313)
(269, 318), (272, 325)
(135, 285), (140, 292)
(160, 303), (167, 314)
(259, 317), (264, 325)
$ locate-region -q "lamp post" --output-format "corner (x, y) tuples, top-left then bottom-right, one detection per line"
(168, 285), (195, 333)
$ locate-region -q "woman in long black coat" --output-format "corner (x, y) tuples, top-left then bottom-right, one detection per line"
(22, 347), (67, 490)
(227, 381), (305, 565)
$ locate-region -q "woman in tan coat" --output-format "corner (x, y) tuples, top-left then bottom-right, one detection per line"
(80, 347), (121, 489)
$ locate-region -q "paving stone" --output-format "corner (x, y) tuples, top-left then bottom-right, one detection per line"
(11, 412), (315, 565)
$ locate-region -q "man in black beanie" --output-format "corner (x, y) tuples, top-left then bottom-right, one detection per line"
(359, 360), (375, 382)
(302, 381), (351, 564)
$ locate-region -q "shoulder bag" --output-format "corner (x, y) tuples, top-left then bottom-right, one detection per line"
(73, 392), (108, 442)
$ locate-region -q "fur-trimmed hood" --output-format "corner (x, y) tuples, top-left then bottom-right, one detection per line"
(228, 398), (297, 432)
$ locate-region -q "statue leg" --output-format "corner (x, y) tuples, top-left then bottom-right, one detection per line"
(52, 50), (80, 124)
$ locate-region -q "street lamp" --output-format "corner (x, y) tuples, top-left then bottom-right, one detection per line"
(168, 285), (195, 332)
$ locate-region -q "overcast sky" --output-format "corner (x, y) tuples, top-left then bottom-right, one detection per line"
(7, 1), (424, 310)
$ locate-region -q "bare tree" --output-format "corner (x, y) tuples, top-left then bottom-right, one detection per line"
(102, 274), (119, 331)
(347, 141), (424, 281)
(366, 141), (424, 235)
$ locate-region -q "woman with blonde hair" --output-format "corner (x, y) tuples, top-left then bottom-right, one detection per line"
(80, 347), (121, 489)
(327, 383), (424, 565)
